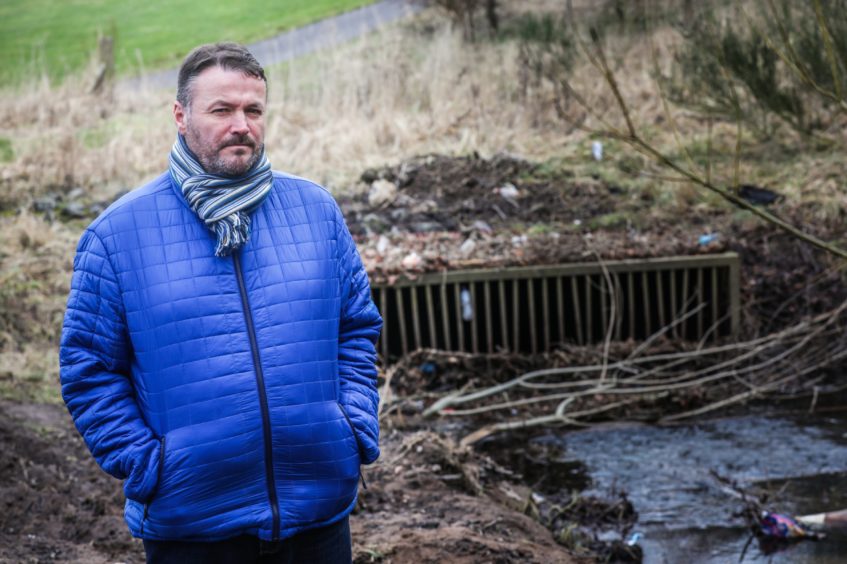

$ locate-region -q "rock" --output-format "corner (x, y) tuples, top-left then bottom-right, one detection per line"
(410, 199), (438, 214)
(396, 162), (418, 187)
(389, 207), (408, 222)
(62, 202), (88, 219)
(377, 235), (390, 255)
(368, 179), (398, 208)
(362, 213), (390, 234)
(360, 168), (380, 184)
(410, 221), (444, 233)
(33, 196), (57, 212)
(66, 188), (86, 200)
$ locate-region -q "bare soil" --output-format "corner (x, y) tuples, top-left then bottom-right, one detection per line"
(352, 428), (588, 563)
(0, 400), (140, 564)
(0, 400), (586, 563)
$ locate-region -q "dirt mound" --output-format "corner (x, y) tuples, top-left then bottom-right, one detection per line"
(342, 153), (725, 284)
(352, 430), (582, 563)
(348, 153), (613, 234)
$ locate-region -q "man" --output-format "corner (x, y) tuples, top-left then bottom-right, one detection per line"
(59, 43), (382, 563)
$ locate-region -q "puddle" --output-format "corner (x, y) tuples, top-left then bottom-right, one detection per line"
(553, 413), (847, 562)
(476, 434), (591, 495)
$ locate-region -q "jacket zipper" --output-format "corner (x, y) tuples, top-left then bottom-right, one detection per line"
(233, 252), (281, 540)
(141, 436), (166, 536)
(337, 402), (368, 490)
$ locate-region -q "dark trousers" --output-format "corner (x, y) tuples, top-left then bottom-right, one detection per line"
(142, 516), (352, 564)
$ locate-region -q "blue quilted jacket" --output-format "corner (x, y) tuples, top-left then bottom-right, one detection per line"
(59, 171), (382, 541)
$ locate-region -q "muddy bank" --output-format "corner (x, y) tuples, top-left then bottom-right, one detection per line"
(0, 401), (141, 563)
(0, 400), (590, 563)
(352, 429), (585, 563)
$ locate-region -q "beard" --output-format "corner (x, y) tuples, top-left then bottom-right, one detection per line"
(184, 126), (263, 178)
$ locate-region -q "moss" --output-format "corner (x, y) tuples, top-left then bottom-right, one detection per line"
(527, 222), (555, 236)
(588, 212), (629, 230)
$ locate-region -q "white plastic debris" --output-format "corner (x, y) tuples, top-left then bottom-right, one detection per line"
(376, 235), (390, 255)
(367, 179), (398, 208)
(460, 288), (473, 321)
(401, 251), (422, 270)
(459, 238), (476, 257)
(625, 532), (643, 546)
(471, 219), (493, 234)
(498, 183), (520, 199)
(592, 140), (604, 161)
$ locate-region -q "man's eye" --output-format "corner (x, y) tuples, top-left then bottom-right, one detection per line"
(248, 108), (263, 116)
(212, 108), (229, 114)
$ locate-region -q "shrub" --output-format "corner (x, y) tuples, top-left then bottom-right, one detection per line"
(667, 0), (847, 138)
(420, 0), (500, 41)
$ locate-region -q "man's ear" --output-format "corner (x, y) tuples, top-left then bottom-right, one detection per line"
(173, 101), (189, 135)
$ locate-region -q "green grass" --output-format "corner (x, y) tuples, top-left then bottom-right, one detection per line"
(0, 0), (376, 86)
(0, 137), (13, 162)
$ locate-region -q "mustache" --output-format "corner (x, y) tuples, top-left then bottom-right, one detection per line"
(221, 134), (256, 149)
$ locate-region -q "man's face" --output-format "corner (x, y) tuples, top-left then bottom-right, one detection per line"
(173, 66), (267, 177)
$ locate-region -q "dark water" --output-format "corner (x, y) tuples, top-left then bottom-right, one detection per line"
(545, 412), (847, 563)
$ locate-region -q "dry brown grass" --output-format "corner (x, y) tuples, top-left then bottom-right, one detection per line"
(0, 211), (77, 401)
(0, 4), (845, 401)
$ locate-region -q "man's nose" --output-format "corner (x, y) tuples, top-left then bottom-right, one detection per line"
(229, 111), (249, 135)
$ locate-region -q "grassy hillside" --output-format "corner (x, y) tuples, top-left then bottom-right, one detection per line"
(0, 0), (375, 85)
(1, 1), (846, 403)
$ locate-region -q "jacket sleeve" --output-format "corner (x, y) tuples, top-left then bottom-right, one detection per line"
(336, 211), (383, 465)
(59, 229), (161, 502)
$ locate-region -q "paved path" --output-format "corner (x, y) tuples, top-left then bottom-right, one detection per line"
(121, 0), (421, 92)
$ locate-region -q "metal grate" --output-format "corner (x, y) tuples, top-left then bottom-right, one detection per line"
(371, 253), (740, 361)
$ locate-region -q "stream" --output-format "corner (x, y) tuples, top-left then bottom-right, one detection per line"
(547, 411), (847, 562)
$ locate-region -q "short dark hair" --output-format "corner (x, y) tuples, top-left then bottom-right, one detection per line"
(176, 42), (267, 108)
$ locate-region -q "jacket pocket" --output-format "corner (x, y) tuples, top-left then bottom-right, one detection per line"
(337, 402), (367, 489)
(141, 435), (166, 535)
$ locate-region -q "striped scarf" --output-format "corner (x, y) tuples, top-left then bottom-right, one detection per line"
(168, 134), (273, 257)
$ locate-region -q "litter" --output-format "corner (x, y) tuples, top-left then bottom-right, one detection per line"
(625, 532), (642, 546)
(401, 251), (422, 270)
(460, 288), (473, 321)
(739, 184), (782, 206)
(498, 183), (519, 200)
(592, 141), (604, 161)
(758, 511), (823, 540)
(698, 233), (718, 246)
(798, 508), (847, 527)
